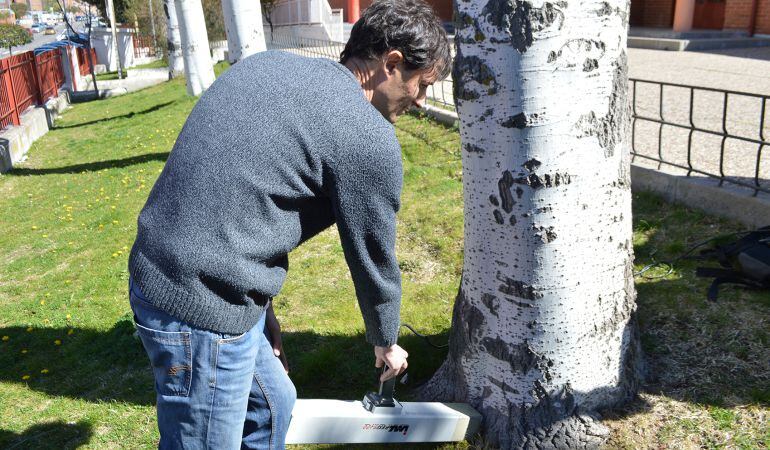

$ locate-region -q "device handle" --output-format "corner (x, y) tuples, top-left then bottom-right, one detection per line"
(378, 365), (396, 404)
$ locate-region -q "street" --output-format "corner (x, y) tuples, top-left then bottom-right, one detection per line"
(0, 24), (68, 58)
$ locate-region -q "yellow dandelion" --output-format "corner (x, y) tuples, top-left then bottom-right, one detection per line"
(21, 349), (28, 354)
(66, 314), (71, 320)
(112, 220), (119, 225)
(22, 375), (30, 380)
(31, 225), (38, 230)
(54, 339), (61, 346)
(40, 300), (45, 305)
(122, 246), (128, 251)
(111, 205), (116, 210)
(26, 327), (32, 332)
(1, 335), (8, 341)
(68, 241), (74, 245)
(67, 329), (74, 335)
(40, 369), (49, 374)
(98, 224), (104, 229)
(42, 234), (48, 238)
(65, 280), (71, 285)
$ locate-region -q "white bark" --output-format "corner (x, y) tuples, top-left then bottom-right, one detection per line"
(163, 0), (185, 79)
(221, 0), (267, 63)
(174, 0), (215, 96)
(421, 1), (643, 448)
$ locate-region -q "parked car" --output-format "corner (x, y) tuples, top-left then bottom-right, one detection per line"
(44, 25), (55, 35)
(30, 23), (43, 33)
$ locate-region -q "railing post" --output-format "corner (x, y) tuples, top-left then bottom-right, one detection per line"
(2, 59), (20, 126)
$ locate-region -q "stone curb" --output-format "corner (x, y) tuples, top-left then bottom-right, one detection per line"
(0, 90), (70, 174)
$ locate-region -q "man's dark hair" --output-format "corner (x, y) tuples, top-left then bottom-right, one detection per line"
(340, 0), (451, 80)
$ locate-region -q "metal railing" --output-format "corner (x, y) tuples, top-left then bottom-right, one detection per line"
(267, 31), (345, 60)
(132, 30), (159, 59)
(266, 34), (768, 196)
(630, 79), (768, 196)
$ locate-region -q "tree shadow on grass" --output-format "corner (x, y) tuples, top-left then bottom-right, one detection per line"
(53, 101), (176, 130)
(0, 420), (93, 449)
(0, 316), (448, 407)
(0, 319), (456, 449)
(611, 191), (770, 414)
(7, 151), (169, 176)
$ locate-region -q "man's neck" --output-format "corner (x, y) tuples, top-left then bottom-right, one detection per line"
(343, 58), (377, 102)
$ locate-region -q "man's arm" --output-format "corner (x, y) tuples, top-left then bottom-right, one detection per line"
(326, 132), (404, 349)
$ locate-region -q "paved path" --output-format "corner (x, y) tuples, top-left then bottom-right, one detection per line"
(627, 48), (769, 195)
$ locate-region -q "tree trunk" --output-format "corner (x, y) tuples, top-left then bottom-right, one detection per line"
(221, 0), (267, 64)
(419, 1), (644, 448)
(174, 0), (215, 96)
(163, 0), (184, 79)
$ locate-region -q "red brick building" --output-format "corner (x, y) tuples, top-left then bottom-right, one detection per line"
(333, 0), (769, 36)
(631, 0), (770, 35)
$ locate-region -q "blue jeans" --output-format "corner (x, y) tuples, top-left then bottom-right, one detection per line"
(129, 279), (296, 449)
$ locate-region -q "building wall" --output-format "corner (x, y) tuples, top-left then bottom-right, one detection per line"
(329, 0), (451, 23)
(724, 0), (770, 34)
(26, 0), (44, 12)
(642, 0), (675, 27)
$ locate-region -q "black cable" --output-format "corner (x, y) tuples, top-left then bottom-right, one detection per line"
(634, 230), (766, 279)
(400, 323), (448, 349)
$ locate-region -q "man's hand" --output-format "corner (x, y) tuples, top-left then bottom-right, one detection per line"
(374, 344), (408, 382)
(265, 303), (289, 373)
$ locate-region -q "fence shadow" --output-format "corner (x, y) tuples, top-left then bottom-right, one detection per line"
(7, 151), (169, 176)
(0, 420), (93, 450)
(53, 100), (176, 130)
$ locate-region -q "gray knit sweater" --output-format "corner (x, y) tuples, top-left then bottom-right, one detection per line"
(128, 51), (402, 347)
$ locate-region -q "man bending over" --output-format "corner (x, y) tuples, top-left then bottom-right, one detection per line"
(128, 0), (450, 447)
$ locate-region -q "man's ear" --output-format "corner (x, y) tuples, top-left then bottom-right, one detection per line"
(384, 50), (404, 75)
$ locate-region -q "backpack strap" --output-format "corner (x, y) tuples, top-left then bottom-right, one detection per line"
(696, 267), (764, 301)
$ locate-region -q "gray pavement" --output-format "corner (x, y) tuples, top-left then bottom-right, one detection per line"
(627, 47), (769, 196)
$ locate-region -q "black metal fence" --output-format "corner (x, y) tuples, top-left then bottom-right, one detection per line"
(630, 79), (768, 196)
(266, 33), (768, 196)
(266, 31), (345, 60)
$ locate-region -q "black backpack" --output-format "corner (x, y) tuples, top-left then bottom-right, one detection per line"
(695, 226), (770, 301)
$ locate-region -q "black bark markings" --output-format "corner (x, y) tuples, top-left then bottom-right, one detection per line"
(500, 112), (540, 129)
(522, 158), (541, 172)
(583, 58), (598, 72)
(498, 170), (516, 212)
(465, 143), (486, 153)
(487, 375), (521, 395)
(497, 272), (543, 300)
(453, 46), (498, 102)
(513, 172), (572, 189)
(532, 224), (558, 243)
(492, 165), (570, 226)
(548, 38), (606, 67)
(482, 0), (566, 53)
(481, 293), (500, 317)
(574, 51), (630, 157)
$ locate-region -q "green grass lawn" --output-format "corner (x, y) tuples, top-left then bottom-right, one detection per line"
(0, 69), (767, 449)
(95, 59), (170, 81)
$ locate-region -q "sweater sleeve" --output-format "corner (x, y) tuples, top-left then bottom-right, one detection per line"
(327, 132), (403, 347)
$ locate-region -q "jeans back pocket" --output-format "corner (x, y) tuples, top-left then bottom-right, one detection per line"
(135, 323), (193, 397)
